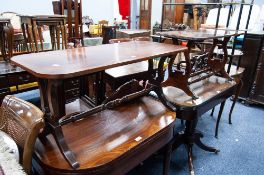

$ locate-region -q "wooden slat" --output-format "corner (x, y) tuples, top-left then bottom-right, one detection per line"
(67, 0), (72, 39)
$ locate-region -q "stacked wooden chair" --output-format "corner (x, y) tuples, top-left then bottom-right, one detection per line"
(53, 0), (83, 46)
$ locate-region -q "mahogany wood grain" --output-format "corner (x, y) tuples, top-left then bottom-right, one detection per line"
(158, 29), (244, 41)
(11, 41), (187, 79)
(34, 96), (176, 175)
(162, 75), (236, 110)
(105, 61), (148, 78)
(116, 29), (151, 38)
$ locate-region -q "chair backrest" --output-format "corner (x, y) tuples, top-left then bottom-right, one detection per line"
(200, 8), (230, 29)
(53, 0), (83, 43)
(109, 38), (132, 44)
(102, 26), (118, 44)
(0, 12), (21, 30)
(98, 20), (109, 36)
(229, 5), (260, 30)
(0, 95), (44, 174)
(133, 36), (152, 41)
(98, 20), (109, 26)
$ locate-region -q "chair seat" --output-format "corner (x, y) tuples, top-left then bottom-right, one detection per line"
(214, 48), (243, 56)
(163, 75), (236, 108)
(34, 96), (175, 174)
(225, 64), (244, 78)
(105, 61), (148, 78)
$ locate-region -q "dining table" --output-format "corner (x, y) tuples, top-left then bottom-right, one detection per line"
(11, 40), (188, 169)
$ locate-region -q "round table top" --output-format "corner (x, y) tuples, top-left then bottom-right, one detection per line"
(0, 130), (19, 162)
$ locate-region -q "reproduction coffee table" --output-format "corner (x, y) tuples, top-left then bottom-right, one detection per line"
(157, 28), (244, 174)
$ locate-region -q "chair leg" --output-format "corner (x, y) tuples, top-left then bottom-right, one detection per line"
(163, 142), (172, 175)
(187, 145), (195, 175)
(210, 107), (215, 116)
(181, 119), (184, 125)
(215, 101), (226, 138)
(229, 79), (243, 124)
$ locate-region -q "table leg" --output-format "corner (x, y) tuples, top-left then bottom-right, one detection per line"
(63, 19), (68, 48)
(215, 101), (226, 138)
(47, 79), (65, 119)
(56, 24), (61, 50)
(95, 71), (106, 105)
(6, 24), (14, 60)
(27, 24), (35, 52)
(50, 26), (55, 50)
(21, 23), (29, 52)
(229, 78), (243, 124)
(193, 6), (198, 30)
(32, 20), (39, 52)
(172, 118), (219, 174)
(48, 122), (80, 169)
(38, 79), (50, 113)
(60, 21), (65, 49)
(0, 25), (7, 61)
(37, 26), (44, 51)
(41, 79), (79, 169)
(208, 37), (232, 80)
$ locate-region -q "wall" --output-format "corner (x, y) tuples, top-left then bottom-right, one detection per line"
(0, 0), (54, 15)
(1, 0), (263, 28)
(83, 0), (117, 24)
(151, 0), (163, 30)
(0, 0), (118, 24)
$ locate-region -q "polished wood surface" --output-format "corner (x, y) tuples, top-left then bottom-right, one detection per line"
(116, 29), (151, 38)
(158, 29), (244, 41)
(11, 41), (187, 79)
(34, 96), (175, 174)
(105, 61), (148, 78)
(0, 95), (44, 174)
(163, 75), (236, 108)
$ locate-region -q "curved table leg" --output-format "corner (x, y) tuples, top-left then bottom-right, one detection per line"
(172, 119), (219, 174)
(229, 79), (243, 124)
(215, 101), (226, 138)
(41, 79), (80, 169)
(194, 132), (219, 153)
